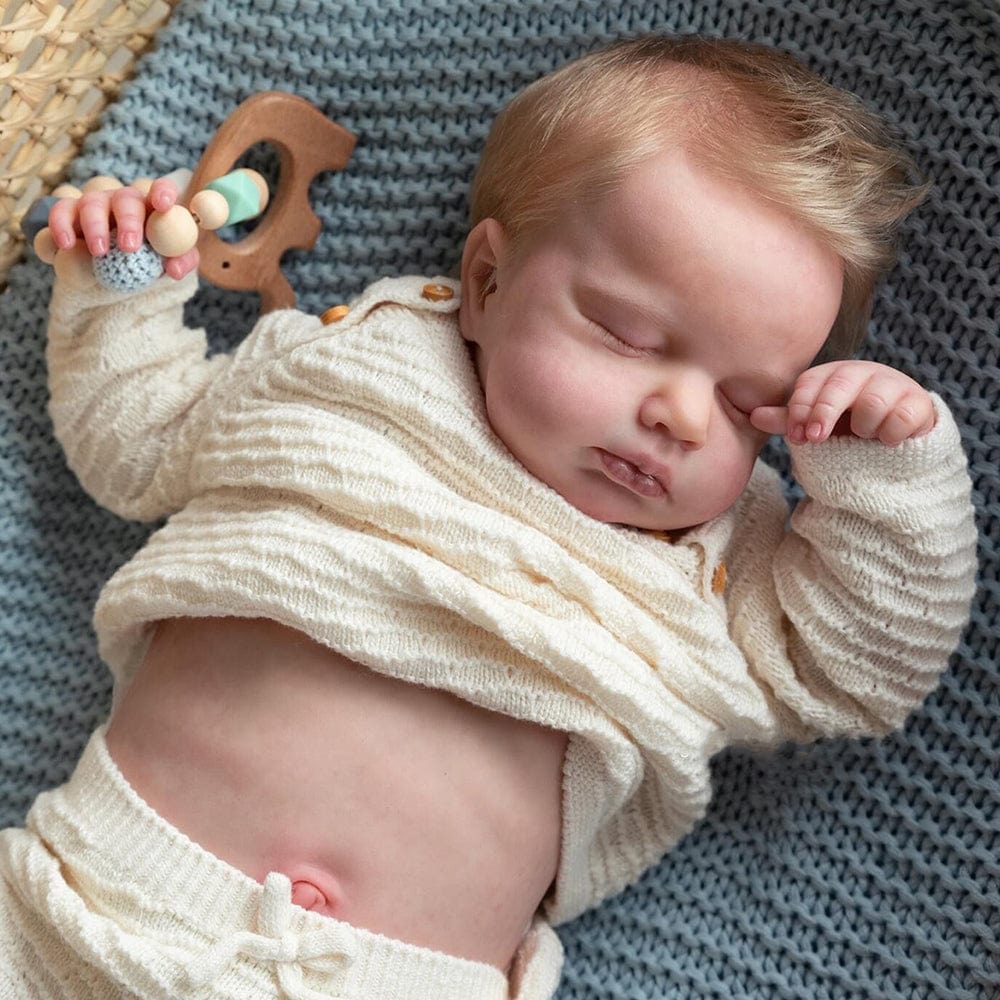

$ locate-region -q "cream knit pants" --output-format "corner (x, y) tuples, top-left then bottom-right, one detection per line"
(0, 728), (563, 999)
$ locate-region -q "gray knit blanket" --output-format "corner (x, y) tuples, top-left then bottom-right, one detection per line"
(1, 2), (996, 997)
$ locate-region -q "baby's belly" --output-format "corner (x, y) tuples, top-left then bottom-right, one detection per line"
(104, 617), (567, 971)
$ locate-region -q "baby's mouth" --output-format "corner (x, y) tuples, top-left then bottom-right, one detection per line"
(597, 450), (668, 498)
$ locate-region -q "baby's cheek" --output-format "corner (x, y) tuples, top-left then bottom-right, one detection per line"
(714, 444), (759, 509)
(494, 346), (587, 434)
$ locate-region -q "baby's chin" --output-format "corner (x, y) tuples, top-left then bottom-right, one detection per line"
(560, 485), (707, 534)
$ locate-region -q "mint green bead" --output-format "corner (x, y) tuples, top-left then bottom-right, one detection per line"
(204, 170), (261, 225)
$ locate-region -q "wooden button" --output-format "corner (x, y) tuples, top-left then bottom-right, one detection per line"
(321, 304), (350, 325)
(421, 282), (454, 302)
(711, 561), (727, 595)
(650, 530), (681, 544)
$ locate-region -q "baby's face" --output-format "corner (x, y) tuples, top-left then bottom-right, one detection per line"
(462, 146), (844, 531)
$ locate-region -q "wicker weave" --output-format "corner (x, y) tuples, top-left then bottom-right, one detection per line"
(0, 0), (181, 287)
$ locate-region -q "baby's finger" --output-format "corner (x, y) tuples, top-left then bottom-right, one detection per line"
(147, 177), (179, 214)
(844, 372), (906, 440)
(872, 392), (936, 445)
(47, 197), (82, 250)
(51, 243), (94, 288)
(162, 245), (200, 281)
(792, 365), (869, 443)
(76, 192), (115, 256)
(749, 405), (789, 437)
(109, 187), (148, 253)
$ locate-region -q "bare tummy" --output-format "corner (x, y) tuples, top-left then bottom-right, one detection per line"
(104, 617), (567, 971)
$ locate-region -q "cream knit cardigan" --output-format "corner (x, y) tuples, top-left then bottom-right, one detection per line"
(46, 272), (978, 925)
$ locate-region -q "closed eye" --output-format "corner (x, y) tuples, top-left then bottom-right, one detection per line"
(589, 320), (656, 358)
(719, 390), (753, 422)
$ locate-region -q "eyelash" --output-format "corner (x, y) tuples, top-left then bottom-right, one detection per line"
(591, 321), (656, 358)
(720, 393), (753, 421)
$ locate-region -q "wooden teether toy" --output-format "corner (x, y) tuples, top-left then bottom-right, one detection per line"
(186, 91), (356, 312)
(26, 92), (356, 312)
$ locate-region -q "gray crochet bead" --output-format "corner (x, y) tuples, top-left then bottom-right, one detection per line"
(92, 235), (163, 292)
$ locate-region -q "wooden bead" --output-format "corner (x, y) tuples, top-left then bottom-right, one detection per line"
(52, 183), (82, 199)
(145, 205), (199, 257)
(239, 168), (270, 212)
(82, 175), (123, 193)
(189, 189), (230, 230)
(131, 178), (155, 196)
(33, 227), (58, 265)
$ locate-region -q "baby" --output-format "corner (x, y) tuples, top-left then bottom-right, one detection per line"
(0, 35), (977, 1000)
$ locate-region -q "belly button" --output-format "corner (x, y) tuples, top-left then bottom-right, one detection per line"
(291, 881), (326, 912)
(289, 873), (342, 918)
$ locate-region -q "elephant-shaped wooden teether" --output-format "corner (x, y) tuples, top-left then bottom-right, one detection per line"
(187, 91), (357, 312)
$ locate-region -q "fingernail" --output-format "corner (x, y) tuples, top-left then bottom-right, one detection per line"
(119, 232), (140, 252)
(93, 237), (108, 255)
(55, 231), (74, 249)
(806, 421), (823, 441)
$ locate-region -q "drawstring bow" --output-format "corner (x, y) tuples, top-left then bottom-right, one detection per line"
(186, 872), (356, 1000)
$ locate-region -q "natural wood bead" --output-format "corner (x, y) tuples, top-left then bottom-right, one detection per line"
(33, 227), (58, 265)
(131, 178), (155, 196)
(239, 169), (270, 212)
(189, 189), (230, 230)
(82, 175), (123, 193)
(145, 205), (200, 257)
(52, 184), (82, 199)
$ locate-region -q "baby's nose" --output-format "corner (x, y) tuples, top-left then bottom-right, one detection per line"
(639, 374), (712, 448)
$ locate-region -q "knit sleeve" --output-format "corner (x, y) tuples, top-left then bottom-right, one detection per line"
(725, 394), (978, 742)
(46, 271), (232, 522)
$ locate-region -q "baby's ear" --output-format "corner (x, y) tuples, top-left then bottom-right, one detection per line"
(459, 218), (507, 341)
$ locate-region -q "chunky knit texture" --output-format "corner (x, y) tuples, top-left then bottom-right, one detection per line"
(1, 2), (997, 998)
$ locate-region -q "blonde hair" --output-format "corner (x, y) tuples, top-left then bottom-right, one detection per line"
(469, 35), (928, 359)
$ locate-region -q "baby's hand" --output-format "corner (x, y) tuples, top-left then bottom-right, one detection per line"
(47, 176), (199, 280)
(750, 360), (936, 446)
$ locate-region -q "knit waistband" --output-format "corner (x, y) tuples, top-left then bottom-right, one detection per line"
(22, 727), (512, 1000)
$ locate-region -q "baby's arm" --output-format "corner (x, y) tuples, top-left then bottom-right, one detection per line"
(45, 179), (230, 522)
(726, 361), (977, 741)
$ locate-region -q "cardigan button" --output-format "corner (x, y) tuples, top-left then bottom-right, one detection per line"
(421, 282), (454, 302)
(321, 304), (351, 325)
(650, 530), (681, 543)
